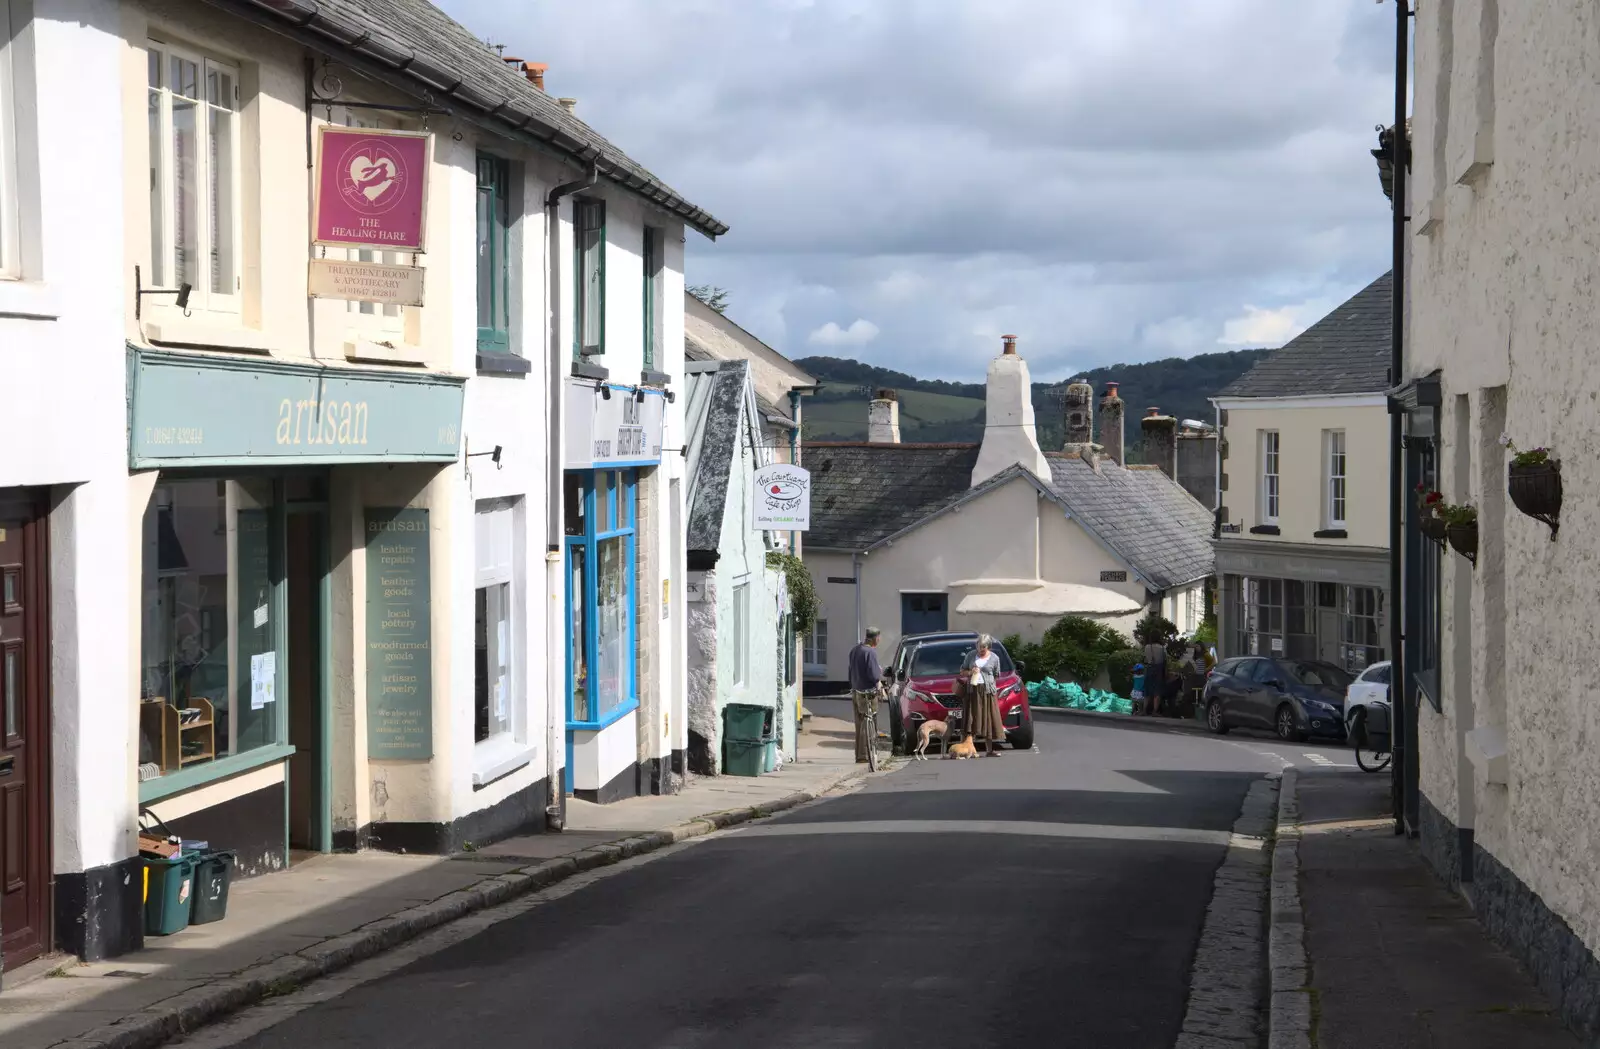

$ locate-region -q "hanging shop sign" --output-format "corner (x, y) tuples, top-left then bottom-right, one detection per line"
(365, 508), (434, 760)
(129, 347), (463, 467)
(564, 382), (666, 469)
(308, 257), (426, 307)
(313, 126), (432, 252)
(752, 463), (811, 531)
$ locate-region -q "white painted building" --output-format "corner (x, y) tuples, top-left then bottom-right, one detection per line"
(1398, 0), (1600, 1035)
(0, 0), (719, 965)
(802, 336), (1213, 691)
(1211, 274), (1393, 670)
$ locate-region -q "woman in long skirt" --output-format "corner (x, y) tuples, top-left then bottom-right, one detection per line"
(960, 635), (1007, 756)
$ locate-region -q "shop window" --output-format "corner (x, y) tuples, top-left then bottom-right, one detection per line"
(565, 470), (637, 727)
(732, 582), (749, 685)
(804, 618), (828, 674)
(642, 226), (663, 372)
(474, 499), (519, 745)
(1325, 430), (1347, 528)
(574, 197), (605, 358)
(138, 479), (281, 782)
(0, 0), (18, 279)
(1258, 430), (1280, 525)
(476, 153), (513, 352)
(1410, 442), (1442, 708)
(147, 39), (242, 313)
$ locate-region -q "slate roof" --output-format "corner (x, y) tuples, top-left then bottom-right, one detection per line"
(685, 361), (754, 557)
(804, 443), (981, 550)
(206, 0), (726, 237)
(1217, 272), (1393, 398)
(1044, 456), (1215, 590)
(804, 444), (1215, 590)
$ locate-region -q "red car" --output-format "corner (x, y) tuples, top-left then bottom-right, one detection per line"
(890, 633), (1034, 752)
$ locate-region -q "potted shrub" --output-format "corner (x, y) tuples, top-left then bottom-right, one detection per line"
(1500, 435), (1561, 538)
(1439, 502), (1478, 564)
(1416, 484), (1448, 543)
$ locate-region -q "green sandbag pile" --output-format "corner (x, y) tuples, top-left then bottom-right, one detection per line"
(1026, 678), (1135, 716)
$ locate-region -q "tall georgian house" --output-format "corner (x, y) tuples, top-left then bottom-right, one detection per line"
(1211, 274), (1392, 673)
(0, 0), (721, 966)
(1397, 2), (1600, 1038)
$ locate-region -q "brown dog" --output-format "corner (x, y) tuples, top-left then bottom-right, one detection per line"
(914, 720), (948, 760)
(947, 734), (977, 760)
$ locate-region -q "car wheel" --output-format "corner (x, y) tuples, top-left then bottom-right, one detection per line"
(1009, 722), (1034, 750)
(1206, 699), (1230, 735)
(1276, 704), (1308, 743)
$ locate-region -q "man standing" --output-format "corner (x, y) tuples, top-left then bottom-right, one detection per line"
(847, 628), (885, 763)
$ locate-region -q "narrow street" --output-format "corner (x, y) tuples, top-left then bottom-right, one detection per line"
(174, 712), (1356, 1049)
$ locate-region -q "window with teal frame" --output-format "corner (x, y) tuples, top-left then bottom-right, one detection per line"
(642, 226), (662, 372)
(564, 469), (637, 728)
(476, 154), (511, 352)
(574, 197), (606, 358)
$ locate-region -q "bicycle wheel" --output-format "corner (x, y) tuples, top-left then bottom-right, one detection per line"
(866, 717), (878, 772)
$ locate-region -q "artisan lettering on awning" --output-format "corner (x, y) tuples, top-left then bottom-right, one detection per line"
(129, 347), (464, 467)
(564, 382), (666, 469)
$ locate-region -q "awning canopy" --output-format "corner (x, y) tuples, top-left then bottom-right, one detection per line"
(955, 583), (1141, 619)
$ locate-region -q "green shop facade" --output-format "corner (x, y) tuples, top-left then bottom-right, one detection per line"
(127, 347), (464, 902)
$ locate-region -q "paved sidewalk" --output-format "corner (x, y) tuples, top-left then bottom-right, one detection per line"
(1293, 769), (1579, 1048)
(0, 714), (872, 1049)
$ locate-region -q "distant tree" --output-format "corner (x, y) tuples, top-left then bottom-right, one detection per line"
(687, 284), (730, 314)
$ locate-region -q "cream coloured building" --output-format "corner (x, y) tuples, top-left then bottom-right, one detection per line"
(1395, 0), (1600, 1035)
(1212, 274), (1392, 671)
(803, 336), (1212, 690)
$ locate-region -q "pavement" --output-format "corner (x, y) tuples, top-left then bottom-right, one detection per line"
(0, 714), (870, 1049)
(1291, 766), (1580, 1048)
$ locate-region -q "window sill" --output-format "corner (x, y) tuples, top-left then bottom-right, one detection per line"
(0, 280), (61, 320)
(567, 698), (639, 732)
(138, 743), (297, 804)
(1314, 528), (1348, 540)
(346, 336), (427, 367)
(641, 370), (671, 387)
(571, 360), (609, 381)
(470, 738), (538, 788)
(478, 352), (532, 375)
(1249, 525), (1281, 536)
(145, 316), (273, 354)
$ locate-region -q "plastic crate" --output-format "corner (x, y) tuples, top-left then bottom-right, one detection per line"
(190, 851), (236, 925)
(723, 703), (771, 742)
(723, 738), (767, 777)
(144, 854), (197, 936)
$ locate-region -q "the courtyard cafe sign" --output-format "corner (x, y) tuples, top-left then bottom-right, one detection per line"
(128, 347), (464, 468)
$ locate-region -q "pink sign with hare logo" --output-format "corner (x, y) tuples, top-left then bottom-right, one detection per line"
(313, 126), (431, 251)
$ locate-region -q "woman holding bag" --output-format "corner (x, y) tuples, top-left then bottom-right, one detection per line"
(959, 635), (1007, 756)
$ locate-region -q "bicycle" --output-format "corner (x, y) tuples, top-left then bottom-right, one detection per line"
(863, 702), (879, 772)
(1347, 704), (1393, 773)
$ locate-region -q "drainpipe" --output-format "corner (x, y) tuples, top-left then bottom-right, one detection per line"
(543, 163), (596, 831)
(1387, 0), (1413, 837)
(852, 551), (863, 656)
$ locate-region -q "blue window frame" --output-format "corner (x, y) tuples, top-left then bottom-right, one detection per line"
(564, 469), (638, 730)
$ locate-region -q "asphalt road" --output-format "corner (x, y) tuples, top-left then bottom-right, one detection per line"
(189, 712), (1357, 1049)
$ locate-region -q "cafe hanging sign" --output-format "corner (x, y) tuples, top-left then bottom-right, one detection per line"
(313, 126), (432, 252)
(752, 464), (811, 531)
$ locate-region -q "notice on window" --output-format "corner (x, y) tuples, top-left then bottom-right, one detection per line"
(250, 652), (276, 710)
(365, 508), (434, 759)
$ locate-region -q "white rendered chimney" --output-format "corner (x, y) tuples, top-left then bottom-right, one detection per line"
(867, 388), (901, 443)
(971, 334), (1050, 487)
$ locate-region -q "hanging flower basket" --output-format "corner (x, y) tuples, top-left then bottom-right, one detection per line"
(1447, 522), (1479, 565)
(1419, 516), (1448, 543)
(1508, 460), (1561, 538)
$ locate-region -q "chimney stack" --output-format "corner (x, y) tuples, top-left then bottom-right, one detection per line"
(868, 388), (901, 444)
(972, 334), (1050, 487)
(1140, 408), (1178, 481)
(557, 97), (577, 115)
(524, 61), (547, 91)
(1099, 382), (1125, 465)
(1062, 377), (1094, 447)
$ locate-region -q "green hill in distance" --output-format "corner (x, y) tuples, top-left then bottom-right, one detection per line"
(796, 348), (1272, 455)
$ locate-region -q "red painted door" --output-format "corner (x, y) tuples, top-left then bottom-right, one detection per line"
(0, 491), (50, 969)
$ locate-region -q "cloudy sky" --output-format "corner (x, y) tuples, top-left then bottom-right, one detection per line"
(440, 0), (1397, 382)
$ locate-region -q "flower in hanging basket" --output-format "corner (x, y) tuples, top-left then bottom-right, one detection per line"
(1501, 433), (1554, 468)
(1439, 502), (1479, 562)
